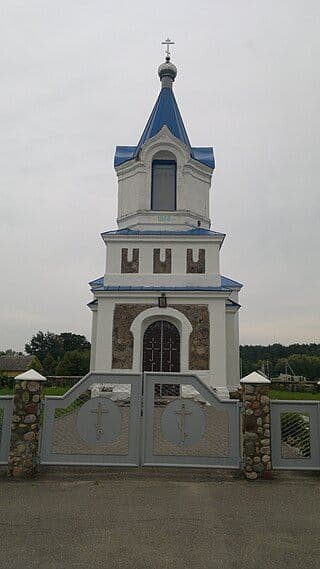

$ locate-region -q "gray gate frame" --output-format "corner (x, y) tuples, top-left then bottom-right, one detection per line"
(40, 372), (142, 466)
(142, 373), (241, 468)
(271, 400), (320, 470)
(0, 396), (13, 465)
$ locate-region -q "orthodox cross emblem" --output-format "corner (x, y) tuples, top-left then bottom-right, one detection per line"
(91, 401), (109, 441)
(77, 397), (122, 445)
(161, 38), (175, 59)
(174, 403), (192, 442)
(160, 398), (206, 446)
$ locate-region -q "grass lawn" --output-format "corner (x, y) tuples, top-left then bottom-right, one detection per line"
(0, 386), (70, 397)
(270, 389), (320, 401)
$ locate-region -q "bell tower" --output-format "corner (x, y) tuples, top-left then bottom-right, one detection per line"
(115, 51), (214, 231)
(88, 43), (243, 396)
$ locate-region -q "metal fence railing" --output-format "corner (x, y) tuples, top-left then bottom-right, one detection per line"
(271, 401), (320, 470)
(0, 396), (13, 464)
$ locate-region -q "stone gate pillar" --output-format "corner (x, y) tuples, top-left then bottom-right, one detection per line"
(240, 372), (272, 480)
(8, 369), (46, 479)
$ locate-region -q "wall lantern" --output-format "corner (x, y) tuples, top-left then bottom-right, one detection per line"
(158, 293), (167, 308)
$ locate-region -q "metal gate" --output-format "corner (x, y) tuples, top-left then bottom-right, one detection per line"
(0, 396), (13, 465)
(271, 401), (320, 470)
(40, 372), (240, 468)
(41, 373), (142, 466)
(142, 373), (240, 468)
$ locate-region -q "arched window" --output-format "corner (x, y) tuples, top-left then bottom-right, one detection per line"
(143, 320), (180, 373)
(143, 320), (180, 396)
(151, 159), (177, 211)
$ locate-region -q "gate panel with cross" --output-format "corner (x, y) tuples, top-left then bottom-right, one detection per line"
(40, 373), (141, 466)
(142, 373), (240, 468)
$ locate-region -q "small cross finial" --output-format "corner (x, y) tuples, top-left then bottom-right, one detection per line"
(161, 37), (175, 60)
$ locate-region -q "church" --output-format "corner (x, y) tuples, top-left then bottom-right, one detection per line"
(88, 45), (242, 398)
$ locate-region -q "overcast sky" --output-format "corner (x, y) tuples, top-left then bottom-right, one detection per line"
(1, 0), (319, 352)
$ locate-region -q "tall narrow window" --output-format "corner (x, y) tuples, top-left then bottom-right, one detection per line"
(151, 160), (176, 211)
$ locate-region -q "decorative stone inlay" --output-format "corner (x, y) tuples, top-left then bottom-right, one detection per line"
(112, 304), (155, 368)
(171, 304), (209, 370)
(8, 379), (45, 478)
(153, 248), (172, 273)
(241, 383), (272, 480)
(186, 249), (205, 273)
(121, 248), (139, 273)
(111, 303), (209, 371)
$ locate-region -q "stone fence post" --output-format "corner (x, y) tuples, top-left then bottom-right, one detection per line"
(8, 369), (46, 479)
(240, 372), (272, 480)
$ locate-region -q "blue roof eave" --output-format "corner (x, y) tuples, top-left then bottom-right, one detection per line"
(91, 285), (233, 293)
(101, 227), (225, 239)
(89, 276), (242, 294)
(114, 144), (214, 170)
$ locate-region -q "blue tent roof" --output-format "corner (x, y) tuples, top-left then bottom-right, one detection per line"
(114, 87), (215, 169)
(135, 87), (191, 154)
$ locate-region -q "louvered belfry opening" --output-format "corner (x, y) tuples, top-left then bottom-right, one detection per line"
(143, 320), (180, 396)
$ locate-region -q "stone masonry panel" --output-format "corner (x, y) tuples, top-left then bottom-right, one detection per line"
(121, 248), (139, 273)
(112, 303), (209, 370)
(153, 249), (172, 273)
(171, 304), (209, 370)
(112, 304), (155, 369)
(186, 249), (206, 273)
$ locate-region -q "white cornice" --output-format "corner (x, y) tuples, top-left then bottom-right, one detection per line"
(93, 290), (230, 300)
(101, 233), (224, 244)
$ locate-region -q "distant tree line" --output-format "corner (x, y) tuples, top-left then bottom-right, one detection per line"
(2, 336), (320, 380)
(24, 331), (91, 376)
(240, 343), (320, 380)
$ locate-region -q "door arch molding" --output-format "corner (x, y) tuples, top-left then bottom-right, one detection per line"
(130, 307), (192, 373)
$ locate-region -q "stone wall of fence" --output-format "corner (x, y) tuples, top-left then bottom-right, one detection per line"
(1, 369), (319, 478)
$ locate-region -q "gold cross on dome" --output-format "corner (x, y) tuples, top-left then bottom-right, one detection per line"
(161, 38), (175, 58)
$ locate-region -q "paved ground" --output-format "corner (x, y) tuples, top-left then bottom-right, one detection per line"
(0, 469), (319, 569)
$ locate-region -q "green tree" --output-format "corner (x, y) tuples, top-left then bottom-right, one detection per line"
(42, 352), (57, 375)
(25, 331), (61, 361)
(274, 354), (320, 380)
(26, 356), (43, 374)
(25, 331), (91, 367)
(55, 350), (90, 376)
(59, 333), (90, 353)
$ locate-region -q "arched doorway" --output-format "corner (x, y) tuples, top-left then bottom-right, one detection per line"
(143, 320), (180, 396)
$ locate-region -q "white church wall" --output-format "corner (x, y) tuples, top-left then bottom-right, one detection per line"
(117, 163), (147, 219)
(180, 166), (210, 219)
(89, 308), (98, 371)
(117, 210), (211, 231)
(209, 298), (227, 387)
(104, 239), (221, 287)
(116, 127), (212, 229)
(91, 294), (229, 389)
(226, 309), (240, 386)
(93, 300), (115, 372)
